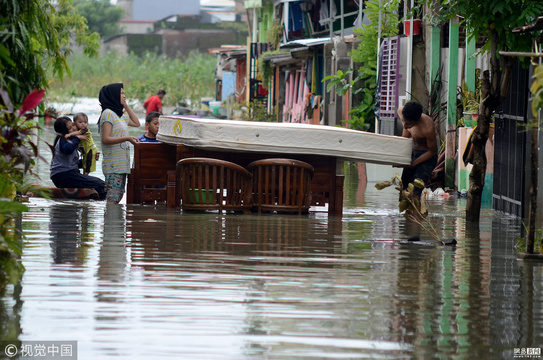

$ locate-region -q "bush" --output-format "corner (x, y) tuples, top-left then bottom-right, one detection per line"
(48, 51), (216, 108)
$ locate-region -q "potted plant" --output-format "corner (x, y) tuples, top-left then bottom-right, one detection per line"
(459, 79), (480, 127)
(403, 3), (422, 35)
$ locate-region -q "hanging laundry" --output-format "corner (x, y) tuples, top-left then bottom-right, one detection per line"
(319, 0), (337, 27)
(305, 57), (313, 90)
(289, 2), (305, 39)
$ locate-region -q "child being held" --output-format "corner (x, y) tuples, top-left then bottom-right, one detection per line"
(67, 112), (100, 175)
(137, 112), (160, 143)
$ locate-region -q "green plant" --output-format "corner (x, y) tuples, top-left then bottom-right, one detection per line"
(48, 51), (216, 108)
(267, 19), (284, 51)
(342, 91), (375, 131)
(459, 77), (481, 114)
(375, 174), (444, 245)
(323, 69), (356, 96)
(531, 63), (543, 117)
(430, 0), (543, 222)
(403, 1), (422, 20)
(257, 50), (288, 88)
(73, 0), (124, 39)
(0, 89), (52, 292)
(516, 225), (543, 254)
(324, 0), (400, 132)
(0, 0), (100, 104)
(242, 99), (275, 122)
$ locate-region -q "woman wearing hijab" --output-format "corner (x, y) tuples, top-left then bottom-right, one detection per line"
(98, 83), (140, 204)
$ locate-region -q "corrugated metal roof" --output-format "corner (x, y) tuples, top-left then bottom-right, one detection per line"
(280, 37), (331, 49)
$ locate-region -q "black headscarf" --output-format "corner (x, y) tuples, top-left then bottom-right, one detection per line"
(99, 83), (124, 118)
(53, 116), (72, 148)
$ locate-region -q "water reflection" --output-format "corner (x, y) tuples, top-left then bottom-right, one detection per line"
(3, 174), (540, 359)
(97, 205), (128, 282)
(49, 204), (94, 264)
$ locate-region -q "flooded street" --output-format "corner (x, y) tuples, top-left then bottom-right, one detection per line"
(1, 124), (542, 359)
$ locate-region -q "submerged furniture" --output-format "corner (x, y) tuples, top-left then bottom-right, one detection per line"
(127, 117), (413, 215)
(127, 143), (177, 205)
(176, 157), (253, 213)
(248, 158), (314, 214)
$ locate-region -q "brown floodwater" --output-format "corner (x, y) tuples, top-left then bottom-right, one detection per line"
(0, 125), (541, 359)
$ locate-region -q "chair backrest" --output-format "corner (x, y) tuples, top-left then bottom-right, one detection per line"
(176, 157), (253, 212)
(248, 158), (314, 214)
(128, 142), (177, 205)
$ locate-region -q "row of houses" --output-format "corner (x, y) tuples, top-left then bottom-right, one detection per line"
(211, 0), (542, 225)
(103, 0), (247, 57)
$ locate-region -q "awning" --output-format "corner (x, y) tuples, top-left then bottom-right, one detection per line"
(280, 37), (331, 49)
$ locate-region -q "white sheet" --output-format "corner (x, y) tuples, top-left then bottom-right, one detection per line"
(157, 116), (412, 166)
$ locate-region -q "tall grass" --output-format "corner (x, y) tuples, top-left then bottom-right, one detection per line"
(48, 51), (216, 107)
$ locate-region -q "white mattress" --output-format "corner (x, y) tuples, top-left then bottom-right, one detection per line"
(157, 116), (412, 166)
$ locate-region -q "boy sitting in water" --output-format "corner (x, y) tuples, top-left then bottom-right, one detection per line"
(137, 112), (160, 143)
(397, 101), (438, 197)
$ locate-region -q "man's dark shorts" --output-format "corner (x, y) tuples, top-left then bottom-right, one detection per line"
(401, 149), (438, 195)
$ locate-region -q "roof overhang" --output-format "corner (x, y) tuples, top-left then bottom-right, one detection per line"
(262, 52), (303, 66)
(280, 37), (331, 49)
(209, 45), (247, 57)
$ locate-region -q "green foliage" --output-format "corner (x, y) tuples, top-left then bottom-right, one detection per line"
(530, 64), (543, 118)
(258, 50), (288, 88)
(429, 0), (543, 59)
(258, 59), (273, 89)
(48, 51), (216, 107)
(267, 19), (284, 50)
(324, 0), (400, 132)
(242, 99), (275, 122)
(375, 174), (444, 244)
(459, 77), (481, 114)
(323, 69), (355, 96)
(0, 0), (100, 104)
(73, 0), (124, 39)
(0, 0), (94, 291)
(516, 225), (543, 254)
(350, 0), (399, 85)
(342, 91), (375, 131)
(0, 89), (50, 292)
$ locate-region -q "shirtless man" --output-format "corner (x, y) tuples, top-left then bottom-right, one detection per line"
(397, 101), (438, 196)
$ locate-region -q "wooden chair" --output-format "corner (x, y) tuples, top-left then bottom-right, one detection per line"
(248, 158), (314, 214)
(127, 143), (177, 206)
(176, 157), (253, 213)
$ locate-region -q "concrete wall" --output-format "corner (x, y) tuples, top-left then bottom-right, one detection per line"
(102, 36), (128, 55)
(126, 34), (163, 56)
(161, 29), (245, 57)
(103, 29), (245, 58)
(120, 20), (154, 34)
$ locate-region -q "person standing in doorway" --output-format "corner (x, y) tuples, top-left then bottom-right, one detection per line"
(143, 89), (166, 115)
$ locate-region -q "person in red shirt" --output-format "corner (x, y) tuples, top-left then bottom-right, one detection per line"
(143, 89), (166, 115)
